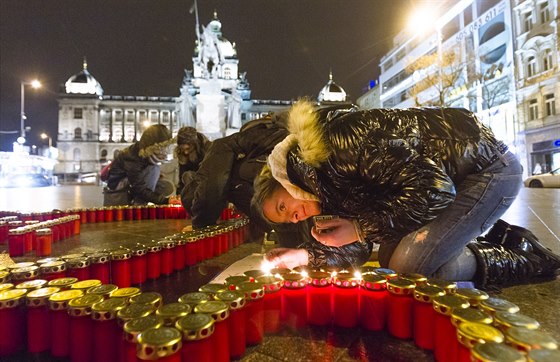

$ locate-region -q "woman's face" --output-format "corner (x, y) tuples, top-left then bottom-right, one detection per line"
(178, 143), (193, 156)
(263, 186), (321, 224)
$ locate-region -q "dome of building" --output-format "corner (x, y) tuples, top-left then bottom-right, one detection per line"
(65, 58), (104, 95)
(318, 71), (347, 102)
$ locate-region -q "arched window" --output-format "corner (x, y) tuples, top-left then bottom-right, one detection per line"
(74, 127), (82, 139)
(543, 49), (553, 71)
(527, 56), (536, 77)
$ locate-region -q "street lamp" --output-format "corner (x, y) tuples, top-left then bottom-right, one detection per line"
(20, 79), (42, 143)
(40, 132), (52, 148)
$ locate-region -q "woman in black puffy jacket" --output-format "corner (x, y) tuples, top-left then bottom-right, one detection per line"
(253, 100), (560, 288)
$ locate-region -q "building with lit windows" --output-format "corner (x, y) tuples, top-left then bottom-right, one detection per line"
(378, 0), (560, 177)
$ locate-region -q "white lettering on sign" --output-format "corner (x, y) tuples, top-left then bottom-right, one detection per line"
(455, 1), (506, 42)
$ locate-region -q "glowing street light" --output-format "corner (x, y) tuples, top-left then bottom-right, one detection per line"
(20, 79), (42, 143)
(40, 132), (52, 148)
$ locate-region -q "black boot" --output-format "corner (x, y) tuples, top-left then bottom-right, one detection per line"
(480, 219), (511, 245)
(467, 240), (560, 288)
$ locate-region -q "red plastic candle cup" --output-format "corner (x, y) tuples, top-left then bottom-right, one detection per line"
(359, 274), (388, 331)
(91, 298), (128, 362)
(307, 271), (332, 326)
(66, 257), (91, 281)
(184, 233), (198, 266)
(147, 204), (157, 219)
(68, 294), (104, 362)
(195, 301), (230, 362)
(94, 207), (104, 223)
(216, 290), (247, 359)
(23, 226), (34, 253)
(130, 245), (148, 285)
(0, 289), (27, 357)
(386, 278), (416, 340)
(472, 341), (526, 362)
(332, 271), (360, 328)
(10, 265), (41, 285)
(205, 231), (216, 259)
(237, 281), (265, 345)
(177, 313), (215, 362)
(146, 242), (162, 280)
(224, 275), (251, 291)
(412, 284), (445, 350)
(450, 307), (494, 361)
(72, 215), (81, 234)
(114, 206), (124, 221)
(87, 208), (97, 223)
(89, 252), (111, 284)
(172, 237), (187, 271)
(49, 289), (85, 358)
(195, 232), (206, 263)
(8, 228), (25, 257)
(39, 260), (67, 281)
(257, 275), (283, 334)
(35, 228), (53, 257)
(125, 206), (134, 221)
(110, 249), (132, 287)
(137, 327), (182, 362)
(158, 239), (177, 276)
(0, 220), (8, 244)
(133, 205), (142, 220)
(457, 322), (504, 362)
(122, 315), (165, 362)
(432, 295), (470, 362)
(104, 207), (114, 222)
(26, 287), (60, 353)
(281, 272), (309, 330)
(79, 209), (88, 224)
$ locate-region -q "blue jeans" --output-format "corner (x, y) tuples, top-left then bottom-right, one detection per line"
(378, 151), (523, 280)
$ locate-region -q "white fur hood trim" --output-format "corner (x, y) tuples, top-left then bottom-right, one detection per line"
(287, 100), (330, 167)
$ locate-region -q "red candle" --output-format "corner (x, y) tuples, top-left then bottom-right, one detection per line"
(130, 245), (148, 285)
(281, 272), (308, 330)
(122, 315), (164, 362)
(80, 209), (88, 224)
(10, 265), (40, 285)
(173, 237), (187, 271)
(137, 326), (182, 362)
(176, 313), (215, 362)
(115, 206), (124, 221)
(432, 294), (470, 362)
(332, 272), (360, 328)
(130, 291), (163, 311)
(125, 206), (134, 221)
(87, 284), (119, 300)
(35, 228), (53, 257)
(49, 289), (85, 358)
(224, 275), (250, 291)
(66, 257), (91, 281)
(89, 252), (111, 284)
(39, 260), (67, 281)
(0, 289), (27, 357)
(216, 290), (246, 359)
(68, 294), (104, 362)
(412, 284), (445, 350)
(72, 214), (81, 234)
(104, 207), (114, 222)
(96, 207), (105, 223)
(148, 204), (157, 219)
(158, 239), (177, 276)
(204, 231), (216, 259)
(195, 301), (230, 362)
(237, 281), (265, 345)
(111, 249), (132, 287)
(386, 278), (416, 339)
(471, 341), (525, 362)
(87, 208), (97, 223)
(257, 275), (283, 333)
(91, 298), (128, 362)
(184, 233), (198, 266)
(47, 276), (79, 290)
(456, 322), (504, 362)
(307, 271), (333, 327)
(359, 273), (388, 331)
(134, 205), (143, 220)
(7, 228), (25, 257)
(146, 242), (162, 280)
(26, 286), (60, 353)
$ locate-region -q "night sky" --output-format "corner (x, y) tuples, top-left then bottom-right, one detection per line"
(0, 0), (425, 151)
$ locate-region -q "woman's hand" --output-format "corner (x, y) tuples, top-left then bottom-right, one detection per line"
(311, 217), (358, 247)
(265, 248), (309, 269)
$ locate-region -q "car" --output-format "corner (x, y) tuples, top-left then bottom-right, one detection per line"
(523, 168), (560, 188)
(0, 174), (52, 188)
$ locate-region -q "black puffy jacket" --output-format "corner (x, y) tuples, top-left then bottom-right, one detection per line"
(284, 105), (508, 267)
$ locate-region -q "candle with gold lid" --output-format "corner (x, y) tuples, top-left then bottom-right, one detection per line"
(256, 274), (283, 333)
(146, 240), (163, 280)
(39, 260), (67, 281)
(131, 291), (163, 310)
(0, 288), (28, 357)
(527, 349), (560, 362)
(505, 326), (558, 353)
(91, 297), (128, 362)
(471, 341), (526, 362)
(237, 281), (265, 345)
(16, 278), (47, 291)
(332, 271), (361, 328)
(360, 273), (388, 331)
(26, 286), (60, 353)
(195, 300), (230, 362)
(117, 303), (154, 325)
(110, 248), (132, 287)
(129, 244), (148, 285)
(157, 302), (192, 326)
(11, 265), (40, 284)
(374, 267), (398, 279)
(400, 272), (428, 285)
(137, 326), (183, 362)
(270, 267), (291, 277)
(494, 311), (540, 331)
(456, 287), (489, 306)
(48, 276), (79, 289)
(70, 279), (102, 291)
(157, 239), (176, 276)
(176, 313), (215, 362)
(0, 283), (13, 292)
(432, 294), (470, 362)
(49, 289), (85, 358)
(183, 232), (199, 266)
(244, 269), (265, 282)
(281, 272), (308, 330)
(224, 275), (251, 291)
(170, 236), (187, 271)
(427, 278), (458, 294)
(122, 314), (165, 362)
(0, 270), (10, 284)
(199, 283), (228, 297)
(178, 291), (212, 308)
(68, 294), (104, 362)
(66, 257), (91, 281)
(110, 286), (141, 301)
(87, 283), (118, 299)
(457, 322), (505, 362)
(88, 251), (111, 284)
(479, 297), (520, 316)
(6, 261), (36, 270)
(306, 270), (332, 327)
(412, 284), (445, 350)
(215, 290), (246, 359)
(387, 277), (416, 339)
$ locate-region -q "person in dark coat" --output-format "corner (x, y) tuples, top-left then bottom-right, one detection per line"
(252, 100), (560, 288)
(174, 126), (212, 195)
(105, 124), (175, 205)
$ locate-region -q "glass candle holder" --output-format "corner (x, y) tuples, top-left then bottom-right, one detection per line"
(8, 228), (25, 257)
(184, 233), (199, 266)
(172, 236), (187, 271)
(146, 242), (162, 280)
(130, 292), (163, 311)
(34, 228), (53, 257)
(479, 297), (520, 317)
(471, 341), (526, 362)
(137, 326), (183, 362)
(455, 287), (489, 307)
(26, 286), (61, 353)
(504, 326), (558, 354)
(66, 257), (91, 281)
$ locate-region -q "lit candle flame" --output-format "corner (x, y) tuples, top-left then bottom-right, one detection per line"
(260, 260), (274, 275)
(354, 271), (362, 281)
